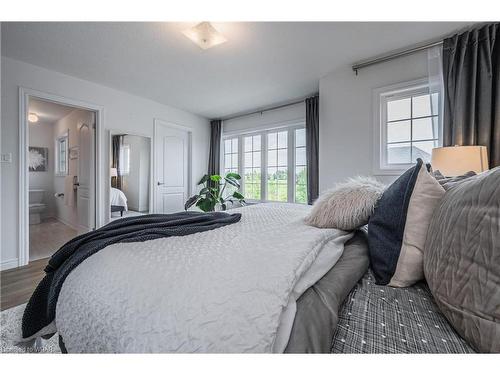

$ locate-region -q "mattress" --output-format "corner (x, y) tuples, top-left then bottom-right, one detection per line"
(331, 270), (475, 353)
(110, 187), (128, 211)
(55, 203), (354, 353)
(285, 230), (370, 353)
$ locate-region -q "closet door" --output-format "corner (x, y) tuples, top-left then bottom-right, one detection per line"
(154, 121), (190, 214)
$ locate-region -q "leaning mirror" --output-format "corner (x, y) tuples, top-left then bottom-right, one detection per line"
(109, 132), (151, 221)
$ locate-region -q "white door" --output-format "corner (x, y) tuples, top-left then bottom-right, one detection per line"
(154, 122), (190, 213)
(76, 118), (95, 233)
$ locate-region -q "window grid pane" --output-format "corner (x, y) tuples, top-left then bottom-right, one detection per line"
(223, 137), (239, 175)
(243, 135), (262, 200)
(224, 128), (307, 204)
(266, 131), (287, 202)
(386, 93), (439, 164)
(58, 139), (67, 174)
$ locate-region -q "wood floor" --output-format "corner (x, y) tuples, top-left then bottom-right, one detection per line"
(0, 258), (48, 311)
(29, 218), (76, 261)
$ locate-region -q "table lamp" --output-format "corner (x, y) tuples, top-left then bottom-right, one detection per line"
(431, 146), (488, 177)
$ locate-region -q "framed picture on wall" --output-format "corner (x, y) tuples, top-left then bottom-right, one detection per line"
(28, 147), (48, 172)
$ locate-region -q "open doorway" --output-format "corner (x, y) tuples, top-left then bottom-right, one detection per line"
(25, 96), (97, 262)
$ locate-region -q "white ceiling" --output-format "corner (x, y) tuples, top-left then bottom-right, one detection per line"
(29, 98), (75, 123)
(3, 22), (472, 119)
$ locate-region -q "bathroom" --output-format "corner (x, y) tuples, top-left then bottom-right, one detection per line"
(28, 98), (95, 262)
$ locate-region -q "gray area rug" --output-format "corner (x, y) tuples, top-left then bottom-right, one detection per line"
(1, 304), (60, 353)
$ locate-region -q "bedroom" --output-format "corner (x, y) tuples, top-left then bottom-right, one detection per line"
(0, 0), (499, 372)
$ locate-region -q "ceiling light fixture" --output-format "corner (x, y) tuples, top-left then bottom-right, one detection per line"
(182, 22), (227, 50)
(28, 113), (39, 123)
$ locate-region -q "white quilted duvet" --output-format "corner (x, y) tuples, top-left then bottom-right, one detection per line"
(56, 203), (352, 353)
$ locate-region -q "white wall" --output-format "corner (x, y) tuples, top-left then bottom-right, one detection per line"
(1, 57), (210, 269)
(0, 23), (4, 268)
(318, 51), (429, 191)
(28, 120), (56, 219)
(222, 51), (429, 196)
(223, 102), (306, 134)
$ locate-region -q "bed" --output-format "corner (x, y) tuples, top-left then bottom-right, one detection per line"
(110, 187), (128, 216)
(20, 203), (367, 353)
(21, 202), (475, 353)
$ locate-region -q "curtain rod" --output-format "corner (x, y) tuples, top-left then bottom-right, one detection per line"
(222, 94), (318, 122)
(352, 39), (444, 74)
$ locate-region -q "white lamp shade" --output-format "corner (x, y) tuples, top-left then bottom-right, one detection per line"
(110, 168), (118, 177)
(431, 146), (488, 176)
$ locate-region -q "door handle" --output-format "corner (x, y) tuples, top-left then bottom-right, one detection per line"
(157, 182), (165, 186)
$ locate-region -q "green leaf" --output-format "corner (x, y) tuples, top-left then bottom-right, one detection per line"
(197, 174), (209, 185)
(210, 175), (222, 182)
(225, 172), (241, 180)
(199, 187), (209, 195)
(196, 198), (215, 212)
(184, 195), (199, 210)
(224, 177), (240, 188)
(232, 191), (244, 200)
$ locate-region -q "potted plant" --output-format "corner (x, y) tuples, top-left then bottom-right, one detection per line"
(184, 173), (245, 212)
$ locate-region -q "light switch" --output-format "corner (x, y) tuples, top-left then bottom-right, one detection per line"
(1, 153), (12, 163)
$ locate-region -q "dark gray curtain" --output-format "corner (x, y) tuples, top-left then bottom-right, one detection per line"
(208, 119), (222, 180)
(111, 135), (123, 189)
(306, 95), (319, 204)
(443, 23), (500, 168)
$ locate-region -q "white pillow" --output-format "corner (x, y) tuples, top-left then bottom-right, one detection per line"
(305, 176), (385, 230)
(388, 163), (445, 287)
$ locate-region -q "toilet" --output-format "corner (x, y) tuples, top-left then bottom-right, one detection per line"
(29, 189), (47, 225)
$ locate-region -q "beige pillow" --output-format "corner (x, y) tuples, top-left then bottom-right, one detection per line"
(388, 164), (445, 287)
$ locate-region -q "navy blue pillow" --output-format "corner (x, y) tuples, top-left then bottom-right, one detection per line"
(367, 159), (423, 285)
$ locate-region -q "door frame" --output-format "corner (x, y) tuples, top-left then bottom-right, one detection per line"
(107, 129), (154, 222)
(153, 118), (193, 213)
(18, 87), (104, 267)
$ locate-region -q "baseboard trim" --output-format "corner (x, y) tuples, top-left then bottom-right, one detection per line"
(1, 258), (19, 271)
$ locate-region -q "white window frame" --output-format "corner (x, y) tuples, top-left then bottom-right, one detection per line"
(55, 131), (69, 176)
(222, 121), (306, 204)
(372, 78), (442, 175)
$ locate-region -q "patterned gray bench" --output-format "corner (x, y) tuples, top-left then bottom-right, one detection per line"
(331, 270), (474, 354)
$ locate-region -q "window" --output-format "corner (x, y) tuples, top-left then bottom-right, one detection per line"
(222, 124), (307, 203)
(243, 135), (261, 200)
(294, 128), (307, 204)
(119, 144), (131, 175)
(55, 133), (68, 176)
(267, 131), (288, 202)
(224, 138), (239, 175)
(374, 79), (442, 174)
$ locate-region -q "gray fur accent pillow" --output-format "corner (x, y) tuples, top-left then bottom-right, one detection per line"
(305, 176), (385, 230)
